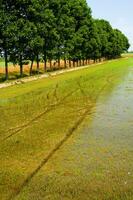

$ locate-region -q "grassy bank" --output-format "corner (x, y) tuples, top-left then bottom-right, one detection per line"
(0, 58), (133, 200)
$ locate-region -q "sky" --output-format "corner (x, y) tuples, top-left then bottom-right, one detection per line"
(87, 0), (133, 51)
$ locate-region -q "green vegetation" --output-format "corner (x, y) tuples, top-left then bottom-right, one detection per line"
(0, 58), (133, 199)
(0, 0), (130, 80)
(0, 1), (132, 199)
(0, 58), (12, 68)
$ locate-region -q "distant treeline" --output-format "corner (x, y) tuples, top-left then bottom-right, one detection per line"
(0, 0), (130, 80)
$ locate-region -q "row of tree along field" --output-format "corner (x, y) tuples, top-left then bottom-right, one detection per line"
(0, 0), (130, 80)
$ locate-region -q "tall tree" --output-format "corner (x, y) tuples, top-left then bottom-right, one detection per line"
(0, 1), (17, 80)
(69, 0), (93, 65)
(0, 0), (130, 80)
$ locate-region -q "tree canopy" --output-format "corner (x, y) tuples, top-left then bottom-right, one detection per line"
(0, 0), (130, 79)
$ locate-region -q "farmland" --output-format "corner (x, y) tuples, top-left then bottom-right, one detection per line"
(0, 57), (133, 200)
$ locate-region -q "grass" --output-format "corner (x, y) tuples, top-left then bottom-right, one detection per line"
(0, 58), (12, 68)
(0, 57), (133, 200)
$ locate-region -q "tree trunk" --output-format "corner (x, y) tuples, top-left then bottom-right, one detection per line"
(44, 60), (47, 72)
(4, 49), (8, 80)
(36, 54), (39, 74)
(20, 65), (23, 77)
(69, 60), (71, 68)
(30, 59), (34, 75)
(20, 55), (23, 77)
(76, 60), (79, 67)
(64, 59), (67, 68)
(58, 58), (60, 68)
(73, 60), (75, 68)
(49, 60), (52, 70)
(86, 59), (88, 65)
(43, 49), (47, 72)
(83, 59), (85, 66)
(79, 60), (82, 67)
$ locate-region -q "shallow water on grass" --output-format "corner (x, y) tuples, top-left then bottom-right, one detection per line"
(89, 66), (133, 142)
(16, 66), (133, 199)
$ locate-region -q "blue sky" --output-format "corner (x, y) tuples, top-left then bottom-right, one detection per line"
(87, 0), (133, 50)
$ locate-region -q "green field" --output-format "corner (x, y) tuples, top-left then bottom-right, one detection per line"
(0, 58), (5, 68)
(0, 58), (12, 68)
(0, 58), (133, 200)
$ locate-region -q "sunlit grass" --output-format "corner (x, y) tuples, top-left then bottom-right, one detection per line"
(0, 58), (133, 200)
